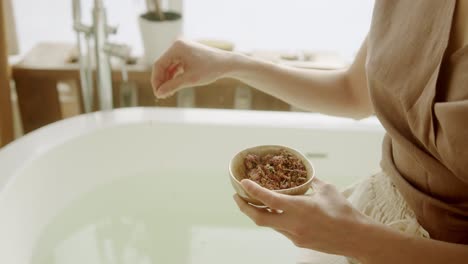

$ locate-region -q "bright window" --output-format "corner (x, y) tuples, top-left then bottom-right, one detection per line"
(13, 0), (374, 60)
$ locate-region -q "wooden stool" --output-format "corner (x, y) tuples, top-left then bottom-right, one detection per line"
(0, 0), (14, 146)
(12, 42), (346, 134)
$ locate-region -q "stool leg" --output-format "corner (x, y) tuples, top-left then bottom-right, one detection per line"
(15, 78), (62, 133)
(0, 0), (14, 146)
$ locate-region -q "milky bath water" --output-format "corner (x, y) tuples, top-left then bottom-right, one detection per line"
(31, 170), (297, 264)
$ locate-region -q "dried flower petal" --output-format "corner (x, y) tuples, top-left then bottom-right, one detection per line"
(243, 149), (307, 190)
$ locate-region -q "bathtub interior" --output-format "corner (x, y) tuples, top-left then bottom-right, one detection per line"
(0, 121), (384, 264)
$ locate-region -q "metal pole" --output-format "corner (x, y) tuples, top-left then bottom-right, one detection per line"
(93, 0), (114, 110)
(72, 0), (94, 113)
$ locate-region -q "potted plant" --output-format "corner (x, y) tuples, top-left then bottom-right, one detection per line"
(139, 0), (183, 65)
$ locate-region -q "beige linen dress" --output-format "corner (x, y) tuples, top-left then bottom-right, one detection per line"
(300, 0), (468, 263)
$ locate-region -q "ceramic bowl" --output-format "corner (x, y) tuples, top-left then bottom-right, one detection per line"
(229, 145), (315, 206)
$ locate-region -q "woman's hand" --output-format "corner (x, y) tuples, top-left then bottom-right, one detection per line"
(233, 178), (372, 260)
(151, 39), (233, 99)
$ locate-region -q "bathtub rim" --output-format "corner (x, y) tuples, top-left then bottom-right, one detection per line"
(0, 107), (383, 196)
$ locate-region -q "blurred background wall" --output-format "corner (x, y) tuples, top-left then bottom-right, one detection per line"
(12, 0), (374, 61)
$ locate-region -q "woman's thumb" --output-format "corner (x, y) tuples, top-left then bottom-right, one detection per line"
(310, 177), (328, 190)
(156, 75), (190, 99)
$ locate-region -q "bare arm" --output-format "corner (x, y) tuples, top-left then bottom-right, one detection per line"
(234, 178), (468, 264)
(152, 38), (373, 119)
(361, 221), (468, 264)
(225, 38), (372, 119)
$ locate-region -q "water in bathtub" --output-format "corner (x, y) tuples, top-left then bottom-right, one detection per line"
(31, 170), (298, 264)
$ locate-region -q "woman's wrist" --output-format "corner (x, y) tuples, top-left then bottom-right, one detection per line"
(221, 51), (278, 82)
(221, 51), (251, 80)
(354, 221), (386, 263)
(354, 220), (412, 264)
(337, 216), (380, 261)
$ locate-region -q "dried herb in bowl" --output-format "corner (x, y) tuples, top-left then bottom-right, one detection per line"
(243, 149), (308, 190)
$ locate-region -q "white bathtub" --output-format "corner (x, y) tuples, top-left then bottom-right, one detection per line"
(0, 108), (384, 264)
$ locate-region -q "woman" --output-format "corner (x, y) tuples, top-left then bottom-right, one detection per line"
(151, 0), (468, 263)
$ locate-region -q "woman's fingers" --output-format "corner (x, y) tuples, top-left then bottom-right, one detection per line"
(152, 62), (183, 96)
(233, 194), (287, 229)
(311, 176), (326, 186)
(310, 177), (331, 191)
(151, 62), (165, 96)
(151, 39), (231, 99)
(156, 73), (190, 98)
(151, 42), (182, 95)
(272, 228), (297, 242)
(240, 180), (290, 210)
(233, 194), (298, 242)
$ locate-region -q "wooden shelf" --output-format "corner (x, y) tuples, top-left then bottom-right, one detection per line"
(11, 42), (345, 133)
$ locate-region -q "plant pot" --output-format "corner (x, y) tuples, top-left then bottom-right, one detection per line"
(138, 11), (182, 66)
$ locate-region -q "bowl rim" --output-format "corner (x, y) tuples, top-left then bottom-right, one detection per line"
(229, 144), (315, 193)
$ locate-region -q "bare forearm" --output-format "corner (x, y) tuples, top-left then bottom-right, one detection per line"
(357, 222), (468, 264)
(224, 53), (366, 118)
(152, 38), (372, 117)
